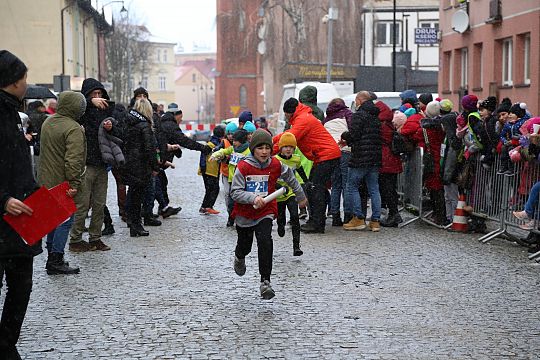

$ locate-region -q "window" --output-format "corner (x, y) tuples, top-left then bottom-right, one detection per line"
(442, 51), (452, 91)
(472, 43), (483, 89)
(157, 49), (161, 62)
(502, 38), (513, 86)
(159, 76), (166, 91)
(239, 85), (247, 108)
(460, 47), (468, 88)
(376, 21), (401, 46)
(524, 34), (530, 84)
(192, 73), (196, 83)
(239, 10), (246, 31)
(163, 50), (168, 63)
(419, 21), (439, 30)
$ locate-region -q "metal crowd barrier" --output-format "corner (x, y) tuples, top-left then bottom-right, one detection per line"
(396, 147), (445, 229)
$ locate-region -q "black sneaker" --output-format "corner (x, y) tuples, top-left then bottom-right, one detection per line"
(101, 224), (115, 236)
(260, 280), (275, 300)
(277, 225), (285, 237)
(144, 217), (162, 226)
(299, 208), (308, 220)
(234, 255), (246, 276)
(332, 216), (343, 227)
(161, 206), (181, 219)
(300, 222), (325, 234)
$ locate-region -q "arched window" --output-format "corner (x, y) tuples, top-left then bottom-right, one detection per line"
(239, 85), (247, 108)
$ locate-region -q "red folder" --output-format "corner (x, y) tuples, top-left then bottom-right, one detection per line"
(3, 184), (75, 246)
(49, 181), (77, 213)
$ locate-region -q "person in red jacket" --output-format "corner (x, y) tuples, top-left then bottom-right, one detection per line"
(273, 98), (341, 233)
(374, 99), (404, 227)
(400, 100), (447, 225)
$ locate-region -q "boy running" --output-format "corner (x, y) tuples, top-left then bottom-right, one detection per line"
(230, 130), (307, 299)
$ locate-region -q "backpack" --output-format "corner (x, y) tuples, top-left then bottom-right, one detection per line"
(386, 123), (414, 155)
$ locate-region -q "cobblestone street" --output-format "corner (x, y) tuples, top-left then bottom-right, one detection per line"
(9, 150), (540, 359)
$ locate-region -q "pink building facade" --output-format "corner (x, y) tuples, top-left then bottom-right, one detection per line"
(439, 1), (539, 115)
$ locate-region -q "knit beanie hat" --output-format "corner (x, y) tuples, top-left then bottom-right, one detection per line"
(243, 121), (256, 133)
(133, 87), (148, 98)
(278, 132), (297, 149)
(213, 125), (225, 138)
(249, 129), (273, 152)
(404, 108), (416, 118)
(225, 121), (238, 134)
(478, 96), (497, 112)
(439, 99), (453, 113)
(398, 103), (412, 113)
(509, 102), (527, 118)
(399, 89), (417, 101)
(418, 93), (433, 106)
(238, 110), (253, 124)
(425, 101), (441, 118)
(461, 94), (478, 111)
(496, 97), (512, 114)
(392, 111), (407, 129)
(0, 50), (27, 88)
(283, 97), (299, 114)
(233, 129), (248, 144)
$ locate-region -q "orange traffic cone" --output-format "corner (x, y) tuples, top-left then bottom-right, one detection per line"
(451, 194), (469, 232)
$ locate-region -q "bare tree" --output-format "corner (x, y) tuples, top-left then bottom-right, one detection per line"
(105, 16), (150, 104)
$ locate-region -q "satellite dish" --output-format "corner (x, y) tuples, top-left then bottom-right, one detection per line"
(257, 41), (266, 55)
(452, 9), (469, 33)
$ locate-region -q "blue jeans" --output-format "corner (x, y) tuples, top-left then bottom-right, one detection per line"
(344, 166), (381, 220)
(330, 151), (351, 215)
(142, 175), (157, 216)
(46, 215), (74, 254)
(525, 181), (540, 218)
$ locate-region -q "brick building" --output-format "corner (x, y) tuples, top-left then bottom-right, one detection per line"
(215, 0), (263, 121)
(439, 0), (539, 114)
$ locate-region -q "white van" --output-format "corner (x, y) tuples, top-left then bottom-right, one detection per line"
(342, 92), (438, 112)
(276, 82), (340, 133)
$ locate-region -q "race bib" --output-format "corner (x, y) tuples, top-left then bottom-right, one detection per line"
(229, 152), (244, 166)
(245, 175), (269, 196)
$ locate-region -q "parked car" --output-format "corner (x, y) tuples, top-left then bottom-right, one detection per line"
(191, 129), (211, 142)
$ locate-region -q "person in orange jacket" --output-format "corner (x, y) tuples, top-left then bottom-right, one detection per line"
(273, 98), (341, 233)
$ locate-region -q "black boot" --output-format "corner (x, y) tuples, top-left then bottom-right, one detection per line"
(102, 223), (115, 236)
(46, 253), (80, 275)
(332, 213), (343, 227)
(0, 346), (22, 360)
(430, 190), (448, 226)
(293, 238), (303, 256)
(343, 212), (353, 224)
(130, 223), (149, 237)
(381, 213), (402, 227)
(144, 216), (162, 226)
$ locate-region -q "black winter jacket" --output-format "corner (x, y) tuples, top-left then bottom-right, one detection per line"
(160, 112), (208, 162)
(342, 100), (382, 168)
(80, 78), (121, 167)
(0, 90), (42, 258)
(122, 109), (159, 186)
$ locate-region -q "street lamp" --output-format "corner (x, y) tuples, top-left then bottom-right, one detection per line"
(324, 1), (337, 83)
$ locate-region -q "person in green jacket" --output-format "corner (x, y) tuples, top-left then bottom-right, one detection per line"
(299, 85), (324, 122)
(38, 91), (87, 275)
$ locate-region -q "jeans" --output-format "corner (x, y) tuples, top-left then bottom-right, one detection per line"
(525, 181), (540, 218)
(0, 257), (33, 350)
(201, 174), (220, 209)
(46, 215), (74, 254)
(235, 218), (273, 282)
(330, 152), (350, 215)
(70, 165), (108, 243)
(345, 166), (381, 220)
(308, 158), (340, 228)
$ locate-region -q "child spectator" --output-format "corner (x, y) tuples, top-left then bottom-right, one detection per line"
(199, 125), (225, 214)
(275, 133), (309, 256)
(498, 103), (529, 174)
(230, 130), (307, 299)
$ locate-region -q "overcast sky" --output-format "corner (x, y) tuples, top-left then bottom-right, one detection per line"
(96, 0), (217, 52)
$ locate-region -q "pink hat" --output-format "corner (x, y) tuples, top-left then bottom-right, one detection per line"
(392, 111), (407, 130)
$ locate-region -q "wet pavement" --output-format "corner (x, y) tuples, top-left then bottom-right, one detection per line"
(6, 149), (540, 359)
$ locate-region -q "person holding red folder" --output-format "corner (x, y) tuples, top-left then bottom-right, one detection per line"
(39, 91), (87, 275)
(0, 50), (41, 360)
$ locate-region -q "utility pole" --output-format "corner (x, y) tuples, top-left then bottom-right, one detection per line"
(392, 0), (396, 91)
(326, 0), (335, 83)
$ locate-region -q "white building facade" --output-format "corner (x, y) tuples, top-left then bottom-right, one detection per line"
(360, 0), (440, 71)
